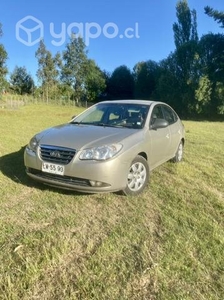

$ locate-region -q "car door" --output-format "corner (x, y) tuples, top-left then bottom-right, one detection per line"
(161, 105), (182, 158)
(147, 105), (171, 169)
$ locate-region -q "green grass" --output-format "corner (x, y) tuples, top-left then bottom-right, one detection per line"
(0, 104), (223, 300)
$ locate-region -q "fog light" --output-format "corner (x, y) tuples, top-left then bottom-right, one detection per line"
(90, 180), (103, 187)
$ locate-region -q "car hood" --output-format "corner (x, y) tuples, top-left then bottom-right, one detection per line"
(36, 123), (139, 150)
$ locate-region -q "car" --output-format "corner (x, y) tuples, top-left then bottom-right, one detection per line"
(24, 100), (185, 195)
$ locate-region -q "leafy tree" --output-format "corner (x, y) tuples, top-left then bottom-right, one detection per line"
(157, 54), (184, 115)
(84, 59), (106, 102)
(201, 8), (224, 117)
(107, 65), (134, 99)
(35, 40), (61, 102)
(99, 70), (111, 100)
(61, 35), (88, 102)
(204, 6), (224, 28)
(191, 9), (199, 42)
(133, 60), (159, 99)
(0, 23), (8, 96)
(198, 33), (224, 116)
(57, 83), (74, 102)
(169, 1), (200, 116)
(10, 66), (34, 95)
(215, 82), (224, 115)
(195, 75), (212, 114)
(173, 0), (198, 49)
(177, 41), (199, 78)
(199, 33), (224, 82)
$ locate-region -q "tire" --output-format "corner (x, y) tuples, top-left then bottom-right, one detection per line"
(172, 140), (184, 163)
(122, 155), (149, 196)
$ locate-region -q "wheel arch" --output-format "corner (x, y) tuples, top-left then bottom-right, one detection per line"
(137, 151), (148, 161)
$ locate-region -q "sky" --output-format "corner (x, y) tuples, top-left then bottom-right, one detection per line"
(0, 0), (223, 82)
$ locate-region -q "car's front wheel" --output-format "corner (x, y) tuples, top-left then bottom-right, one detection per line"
(122, 155), (149, 196)
(172, 140), (184, 163)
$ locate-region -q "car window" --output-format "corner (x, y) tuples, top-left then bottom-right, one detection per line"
(80, 107), (104, 123)
(150, 105), (164, 125)
(101, 104), (149, 128)
(73, 103), (150, 129)
(162, 105), (178, 125)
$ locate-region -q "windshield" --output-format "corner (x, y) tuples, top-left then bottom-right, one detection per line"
(71, 103), (150, 129)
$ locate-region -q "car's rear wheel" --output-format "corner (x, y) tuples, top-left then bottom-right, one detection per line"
(172, 140), (184, 163)
(122, 155), (149, 196)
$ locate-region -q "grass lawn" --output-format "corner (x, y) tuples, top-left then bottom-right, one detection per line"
(0, 104), (223, 300)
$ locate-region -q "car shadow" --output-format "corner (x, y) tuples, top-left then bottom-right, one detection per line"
(0, 146), (87, 196)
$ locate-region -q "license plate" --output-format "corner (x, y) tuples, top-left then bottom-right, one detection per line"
(42, 162), (64, 175)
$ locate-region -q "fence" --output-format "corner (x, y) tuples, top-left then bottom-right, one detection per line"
(0, 94), (92, 109)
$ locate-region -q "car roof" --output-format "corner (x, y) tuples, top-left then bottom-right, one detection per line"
(98, 99), (155, 106)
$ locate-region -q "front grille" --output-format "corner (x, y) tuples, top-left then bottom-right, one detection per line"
(40, 145), (76, 165)
(28, 168), (91, 187)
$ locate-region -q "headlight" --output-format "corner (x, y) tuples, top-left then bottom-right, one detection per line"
(28, 136), (39, 152)
(79, 144), (122, 161)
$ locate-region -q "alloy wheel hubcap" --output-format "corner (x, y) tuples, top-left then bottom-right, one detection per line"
(127, 162), (147, 191)
(177, 143), (183, 161)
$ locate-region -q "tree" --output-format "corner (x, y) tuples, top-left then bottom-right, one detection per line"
(99, 70), (111, 100)
(10, 66), (34, 95)
(215, 82), (224, 115)
(0, 23), (8, 96)
(157, 54), (184, 115)
(84, 59), (106, 102)
(191, 9), (199, 42)
(204, 6), (224, 28)
(195, 75), (212, 115)
(198, 33), (224, 116)
(35, 40), (61, 102)
(199, 33), (224, 82)
(61, 35), (88, 103)
(133, 60), (159, 99)
(171, 1), (200, 116)
(201, 8), (224, 117)
(173, 0), (198, 49)
(107, 65), (134, 99)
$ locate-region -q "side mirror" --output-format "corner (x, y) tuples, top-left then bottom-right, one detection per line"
(150, 118), (169, 130)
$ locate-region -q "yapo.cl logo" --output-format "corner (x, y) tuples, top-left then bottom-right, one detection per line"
(16, 15), (140, 47)
(16, 15), (44, 46)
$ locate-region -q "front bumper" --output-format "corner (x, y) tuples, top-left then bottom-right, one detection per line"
(24, 147), (130, 193)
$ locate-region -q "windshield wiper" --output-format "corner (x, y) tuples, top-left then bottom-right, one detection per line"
(71, 121), (91, 125)
(96, 122), (110, 127)
(71, 122), (123, 128)
(97, 123), (125, 128)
